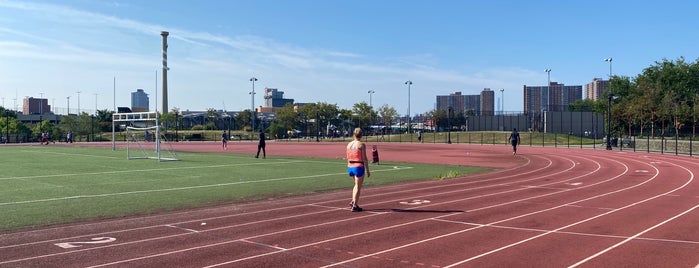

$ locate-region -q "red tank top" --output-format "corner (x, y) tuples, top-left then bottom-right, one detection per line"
(347, 141), (364, 167)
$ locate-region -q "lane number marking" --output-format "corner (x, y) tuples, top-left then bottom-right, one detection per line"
(55, 237), (116, 249)
(400, 200), (431, 205)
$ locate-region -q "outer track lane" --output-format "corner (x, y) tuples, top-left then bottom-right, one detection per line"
(3, 143), (699, 267)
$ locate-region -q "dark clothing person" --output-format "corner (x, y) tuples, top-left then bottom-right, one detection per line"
(255, 130), (266, 158)
(509, 128), (521, 155)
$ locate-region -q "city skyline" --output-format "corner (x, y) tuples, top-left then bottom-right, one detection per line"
(1, 0), (698, 116)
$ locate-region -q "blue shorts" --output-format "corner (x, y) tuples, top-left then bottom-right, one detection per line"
(348, 166), (365, 178)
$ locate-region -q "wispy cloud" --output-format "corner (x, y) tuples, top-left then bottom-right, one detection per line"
(0, 0), (532, 113)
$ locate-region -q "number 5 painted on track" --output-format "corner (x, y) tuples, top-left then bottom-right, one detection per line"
(55, 237), (116, 249)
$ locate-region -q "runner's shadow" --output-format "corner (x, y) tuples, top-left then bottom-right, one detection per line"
(366, 209), (464, 213)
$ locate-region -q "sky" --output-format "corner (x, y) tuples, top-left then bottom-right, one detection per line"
(1, 0), (698, 116)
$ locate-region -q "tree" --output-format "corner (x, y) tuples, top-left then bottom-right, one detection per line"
(270, 103), (299, 138)
(351, 102), (375, 131)
(205, 108), (219, 130)
(235, 110), (252, 131)
(377, 104), (398, 130)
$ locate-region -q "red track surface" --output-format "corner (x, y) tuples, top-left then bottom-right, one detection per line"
(3, 142), (699, 267)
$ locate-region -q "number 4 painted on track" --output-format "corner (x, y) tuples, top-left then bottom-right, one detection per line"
(54, 237), (116, 249)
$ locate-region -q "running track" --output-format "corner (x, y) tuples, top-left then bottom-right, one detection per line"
(2, 142), (699, 267)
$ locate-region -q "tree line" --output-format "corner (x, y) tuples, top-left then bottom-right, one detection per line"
(4, 57), (698, 142)
(570, 57), (699, 138)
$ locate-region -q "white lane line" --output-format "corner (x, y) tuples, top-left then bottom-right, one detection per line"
(165, 225), (199, 233)
(0, 166), (413, 206)
(0, 152), (626, 267)
(568, 161), (696, 267)
(445, 158), (691, 267)
(0, 153), (577, 265)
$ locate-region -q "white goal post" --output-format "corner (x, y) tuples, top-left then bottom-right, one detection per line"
(113, 112), (179, 161)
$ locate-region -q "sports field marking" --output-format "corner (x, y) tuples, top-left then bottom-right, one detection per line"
(0, 160), (306, 181)
(19, 150), (120, 159)
(443, 159), (684, 267)
(316, 154), (659, 266)
(0, 165), (413, 206)
(4, 152), (684, 266)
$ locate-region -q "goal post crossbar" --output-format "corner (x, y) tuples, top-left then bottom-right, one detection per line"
(113, 112), (158, 122)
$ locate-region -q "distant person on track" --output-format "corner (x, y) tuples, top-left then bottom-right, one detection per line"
(509, 128), (521, 155)
(221, 131), (228, 150)
(346, 128), (370, 212)
(255, 129), (266, 159)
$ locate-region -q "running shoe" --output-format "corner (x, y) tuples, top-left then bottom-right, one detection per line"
(351, 205), (363, 212)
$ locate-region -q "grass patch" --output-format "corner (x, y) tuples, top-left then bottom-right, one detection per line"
(0, 145), (490, 231)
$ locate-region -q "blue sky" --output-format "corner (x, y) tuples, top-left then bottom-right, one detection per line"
(1, 0), (698, 116)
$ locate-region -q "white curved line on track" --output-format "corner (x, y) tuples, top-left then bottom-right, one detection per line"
(6, 150), (687, 268)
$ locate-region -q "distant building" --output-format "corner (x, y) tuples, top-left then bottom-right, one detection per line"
(131, 89), (149, 112)
(263, 88), (294, 108)
(585, 78), (609, 100)
(523, 82), (582, 114)
(435, 88), (494, 115)
(22, 97), (50, 115)
(480, 88), (495, 116)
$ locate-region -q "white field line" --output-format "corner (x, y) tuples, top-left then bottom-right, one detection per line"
(0, 157), (535, 249)
(18, 150), (120, 159)
(0, 165), (412, 206)
(1, 153), (634, 266)
(0, 160), (305, 181)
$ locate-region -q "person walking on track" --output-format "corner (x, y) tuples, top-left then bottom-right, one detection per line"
(346, 128), (370, 212)
(255, 129), (266, 158)
(509, 128), (521, 155)
(221, 131), (228, 150)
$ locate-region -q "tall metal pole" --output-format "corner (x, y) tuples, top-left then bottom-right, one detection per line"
(604, 57), (613, 150)
(112, 76), (116, 151)
(250, 77), (258, 131)
(367, 90), (375, 107)
(405, 80), (412, 134)
(76, 91), (81, 115)
(161, 31), (169, 114)
(94, 93), (98, 115)
(544, 69), (551, 133)
(39, 92), (44, 115)
(66, 96), (70, 115)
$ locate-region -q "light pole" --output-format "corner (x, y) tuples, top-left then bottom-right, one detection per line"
(39, 92), (44, 115)
(544, 69), (551, 133)
(66, 96), (70, 115)
(249, 77), (257, 132)
(606, 93), (613, 150)
(448, 106), (452, 144)
(76, 91), (82, 115)
(405, 80), (412, 134)
(368, 90), (375, 131)
(604, 57), (613, 79)
(94, 93), (98, 115)
(604, 57), (613, 150)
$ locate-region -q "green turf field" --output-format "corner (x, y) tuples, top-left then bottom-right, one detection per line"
(0, 145), (490, 231)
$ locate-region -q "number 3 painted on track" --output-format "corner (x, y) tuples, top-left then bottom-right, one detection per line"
(55, 237), (117, 249)
(400, 199), (431, 205)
